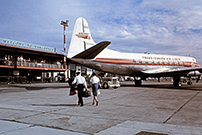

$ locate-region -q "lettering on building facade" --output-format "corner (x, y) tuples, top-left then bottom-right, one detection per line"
(1, 38), (56, 52)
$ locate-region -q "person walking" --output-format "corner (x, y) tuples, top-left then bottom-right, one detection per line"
(90, 72), (100, 106)
(72, 72), (88, 107)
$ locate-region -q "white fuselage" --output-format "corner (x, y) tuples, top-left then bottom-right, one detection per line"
(72, 48), (200, 77)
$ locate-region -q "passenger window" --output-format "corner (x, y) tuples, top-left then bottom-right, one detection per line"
(178, 61), (182, 66)
(139, 60), (142, 65)
(133, 59), (136, 65)
(163, 61), (168, 65)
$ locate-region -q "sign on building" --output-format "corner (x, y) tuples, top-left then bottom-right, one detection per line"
(0, 38), (56, 52)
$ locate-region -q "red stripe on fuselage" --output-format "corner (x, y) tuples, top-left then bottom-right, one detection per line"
(94, 58), (201, 67)
(94, 58), (134, 65)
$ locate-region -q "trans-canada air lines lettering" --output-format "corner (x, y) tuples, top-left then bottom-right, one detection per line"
(142, 56), (181, 61)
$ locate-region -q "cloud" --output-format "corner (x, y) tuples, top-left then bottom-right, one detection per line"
(84, 0), (202, 64)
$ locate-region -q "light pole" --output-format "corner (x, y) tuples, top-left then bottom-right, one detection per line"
(61, 20), (69, 82)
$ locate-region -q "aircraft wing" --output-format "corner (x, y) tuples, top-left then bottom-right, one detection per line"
(73, 41), (111, 59)
(142, 67), (202, 76)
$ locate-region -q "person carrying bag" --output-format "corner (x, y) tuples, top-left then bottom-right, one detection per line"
(72, 72), (88, 107)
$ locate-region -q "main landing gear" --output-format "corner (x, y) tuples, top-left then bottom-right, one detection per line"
(134, 77), (142, 86)
(135, 80), (142, 86)
(173, 76), (182, 87)
(187, 77), (192, 85)
(173, 76), (193, 87)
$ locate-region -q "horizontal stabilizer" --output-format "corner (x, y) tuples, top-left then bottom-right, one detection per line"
(72, 41), (111, 59)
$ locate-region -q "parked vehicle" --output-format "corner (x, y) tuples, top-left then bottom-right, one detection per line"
(101, 77), (120, 89)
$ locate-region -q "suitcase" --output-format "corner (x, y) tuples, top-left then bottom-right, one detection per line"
(69, 90), (78, 96)
(82, 90), (91, 97)
(69, 84), (78, 96)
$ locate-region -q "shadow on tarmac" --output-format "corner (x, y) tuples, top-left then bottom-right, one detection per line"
(25, 86), (70, 90)
(6, 83), (70, 91)
(120, 81), (202, 91)
(30, 103), (78, 107)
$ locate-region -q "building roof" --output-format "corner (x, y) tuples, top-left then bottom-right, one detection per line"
(0, 43), (65, 61)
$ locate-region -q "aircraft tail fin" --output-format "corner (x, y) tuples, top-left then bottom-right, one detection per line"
(73, 41), (111, 59)
(67, 17), (96, 58)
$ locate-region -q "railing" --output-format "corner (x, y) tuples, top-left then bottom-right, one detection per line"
(0, 60), (13, 66)
(0, 60), (64, 69)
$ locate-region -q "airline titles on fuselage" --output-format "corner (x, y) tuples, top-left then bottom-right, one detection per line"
(142, 56), (181, 61)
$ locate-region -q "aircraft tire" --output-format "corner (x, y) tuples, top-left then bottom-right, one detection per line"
(103, 83), (109, 89)
(173, 81), (181, 87)
(187, 81), (192, 85)
(173, 76), (181, 87)
(135, 80), (142, 86)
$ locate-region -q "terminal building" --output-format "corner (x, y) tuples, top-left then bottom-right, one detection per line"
(0, 38), (70, 83)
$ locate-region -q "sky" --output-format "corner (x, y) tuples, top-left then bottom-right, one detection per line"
(0, 0), (202, 64)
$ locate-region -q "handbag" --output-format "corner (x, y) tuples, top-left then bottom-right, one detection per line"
(69, 90), (78, 96)
(97, 89), (101, 95)
(69, 84), (78, 96)
(82, 90), (91, 97)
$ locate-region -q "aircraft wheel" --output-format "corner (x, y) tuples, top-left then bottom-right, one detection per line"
(173, 81), (182, 87)
(135, 80), (142, 86)
(187, 81), (192, 85)
(173, 76), (181, 87)
(103, 83), (109, 89)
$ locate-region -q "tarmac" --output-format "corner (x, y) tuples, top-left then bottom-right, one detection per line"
(0, 81), (202, 135)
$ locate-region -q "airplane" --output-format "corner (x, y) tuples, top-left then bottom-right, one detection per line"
(67, 17), (202, 87)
